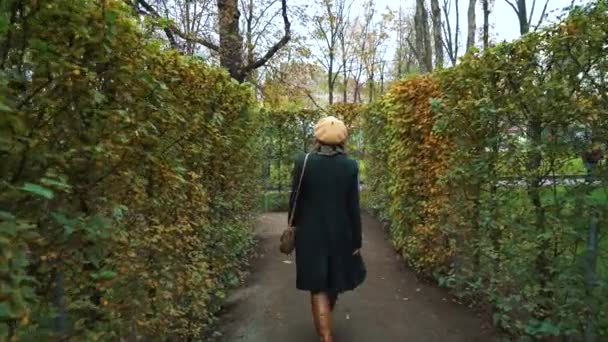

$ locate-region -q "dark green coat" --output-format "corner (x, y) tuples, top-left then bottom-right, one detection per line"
(288, 152), (366, 293)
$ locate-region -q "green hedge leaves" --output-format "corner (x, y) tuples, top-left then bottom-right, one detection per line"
(363, 2), (608, 339)
(1, 0), (259, 339)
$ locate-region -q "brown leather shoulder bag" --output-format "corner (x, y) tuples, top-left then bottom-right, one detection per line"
(280, 153), (310, 255)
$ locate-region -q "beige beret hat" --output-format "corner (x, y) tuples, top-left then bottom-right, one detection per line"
(314, 116), (348, 145)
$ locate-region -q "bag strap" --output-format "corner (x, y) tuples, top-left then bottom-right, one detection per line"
(289, 153), (310, 227)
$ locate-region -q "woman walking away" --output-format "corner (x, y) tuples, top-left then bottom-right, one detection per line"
(287, 116), (366, 342)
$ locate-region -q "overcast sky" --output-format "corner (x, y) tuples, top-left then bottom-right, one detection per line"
(296, 0), (592, 63)
(353, 0), (589, 41)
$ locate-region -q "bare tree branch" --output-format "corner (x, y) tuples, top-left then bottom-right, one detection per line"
(441, 0), (458, 65)
(313, 16), (333, 52)
(533, 0), (550, 31)
(131, 0), (178, 48)
(528, 0), (538, 26)
(405, 36), (422, 67)
(331, 62), (345, 85)
(252, 0), (281, 29)
(305, 90), (330, 113)
(503, 0), (519, 15)
(251, 10), (283, 52)
(134, 0), (219, 51)
(242, 0), (291, 74)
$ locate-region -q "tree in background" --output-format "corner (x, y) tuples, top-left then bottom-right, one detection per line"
(482, 0), (494, 49)
(442, 0), (461, 65)
(131, 0), (292, 81)
(311, 0), (351, 105)
(392, 6), (419, 77)
(361, 2), (390, 102)
(350, 12), (371, 102)
(415, 0), (434, 72)
(142, 0), (215, 54)
(430, 0), (444, 68)
(502, 0), (550, 35)
(338, 8), (355, 102)
(262, 61), (325, 110)
(466, 0), (476, 51)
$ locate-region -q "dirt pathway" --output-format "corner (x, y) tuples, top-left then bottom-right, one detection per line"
(217, 213), (497, 342)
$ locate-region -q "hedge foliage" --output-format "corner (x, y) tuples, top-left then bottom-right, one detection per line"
(259, 108), (321, 193)
(258, 104), (365, 189)
(1, 0), (259, 339)
(328, 102), (363, 130)
(364, 2), (608, 339)
(258, 104), (367, 213)
(385, 76), (453, 273)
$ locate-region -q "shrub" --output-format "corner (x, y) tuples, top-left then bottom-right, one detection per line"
(258, 108), (321, 194)
(363, 2), (608, 338)
(382, 76), (453, 275)
(1, 0), (258, 339)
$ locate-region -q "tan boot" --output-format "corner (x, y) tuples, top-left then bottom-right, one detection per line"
(311, 293), (334, 342)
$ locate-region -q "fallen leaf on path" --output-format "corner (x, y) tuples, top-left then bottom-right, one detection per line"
(282, 260), (292, 264)
(416, 288), (421, 292)
(346, 314), (350, 320)
(402, 297), (409, 301)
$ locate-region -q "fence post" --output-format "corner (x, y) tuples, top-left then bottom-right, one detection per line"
(53, 269), (67, 337)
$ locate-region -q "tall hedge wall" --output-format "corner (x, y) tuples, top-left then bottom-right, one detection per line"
(363, 2), (608, 339)
(1, 0), (259, 339)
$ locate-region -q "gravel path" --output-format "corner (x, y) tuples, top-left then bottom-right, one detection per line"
(217, 212), (497, 342)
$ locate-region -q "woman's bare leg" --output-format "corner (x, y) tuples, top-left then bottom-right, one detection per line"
(311, 292), (333, 342)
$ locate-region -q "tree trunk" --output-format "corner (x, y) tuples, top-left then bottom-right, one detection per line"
(328, 52), (334, 104)
(396, 8), (403, 78)
(482, 0), (491, 49)
(430, 0), (444, 68)
(414, 0), (433, 72)
(341, 33), (348, 102)
(218, 0), (245, 81)
(397, 50), (403, 77)
(245, 0), (255, 66)
(516, 0), (529, 35)
(380, 61), (385, 94)
(343, 68), (348, 102)
(368, 72), (374, 103)
(354, 64), (363, 103)
(342, 53), (348, 102)
(423, 6), (433, 72)
(466, 0), (476, 51)
(414, 0), (425, 71)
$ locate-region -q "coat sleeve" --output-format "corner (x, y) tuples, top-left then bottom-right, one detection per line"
(349, 161), (362, 250)
(288, 154), (304, 226)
